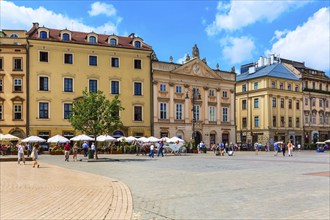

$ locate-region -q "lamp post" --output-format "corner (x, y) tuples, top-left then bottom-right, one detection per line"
(186, 88), (200, 147)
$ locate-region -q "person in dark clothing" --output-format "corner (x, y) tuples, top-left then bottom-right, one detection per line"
(282, 143), (286, 156)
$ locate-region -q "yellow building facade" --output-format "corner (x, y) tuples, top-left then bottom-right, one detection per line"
(0, 30), (28, 138)
(26, 23), (152, 140)
(152, 45), (236, 146)
(236, 57), (304, 146)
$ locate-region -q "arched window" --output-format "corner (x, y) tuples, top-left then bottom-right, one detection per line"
(40, 31), (48, 39)
(134, 41), (141, 48)
(89, 36), (96, 43)
(10, 34), (18, 38)
(110, 38), (117, 45)
(62, 33), (70, 41)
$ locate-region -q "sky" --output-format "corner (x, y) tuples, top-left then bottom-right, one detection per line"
(1, 0), (329, 75)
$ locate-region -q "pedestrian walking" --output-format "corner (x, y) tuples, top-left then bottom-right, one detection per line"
(72, 143), (78, 162)
(149, 144), (155, 158)
(64, 141), (71, 162)
(219, 142), (225, 156)
(211, 143), (217, 155)
(26, 143), (32, 157)
(31, 144), (40, 168)
(82, 141), (88, 157)
(17, 141), (25, 165)
(90, 142), (95, 159)
(254, 142), (259, 155)
(282, 143), (286, 156)
(274, 142), (279, 156)
(297, 143), (301, 152)
(157, 140), (164, 157)
(287, 141), (293, 157)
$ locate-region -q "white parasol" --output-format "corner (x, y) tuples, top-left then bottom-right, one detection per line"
(96, 135), (116, 142)
(70, 134), (94, 141)
(47, 135), (70, 143)
(21, 136), (46, 143)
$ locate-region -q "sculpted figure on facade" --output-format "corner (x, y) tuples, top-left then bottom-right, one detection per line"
(192, 44), (200, 58)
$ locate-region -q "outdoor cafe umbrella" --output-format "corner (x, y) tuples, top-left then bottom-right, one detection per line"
(325, 139), (330, 144)
(145, 136), (160, 143)
(168, 136), (184, 143)
(96, 135), (116, 142)
(21, 136), (46, 143)
(0, 134), (20, 142)
(70, 134), (94, 142)
(47, 135), (69, 143)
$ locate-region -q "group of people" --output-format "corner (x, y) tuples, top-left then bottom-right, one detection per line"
(273, 141), (300, 157)
(16, 141), (40, 168)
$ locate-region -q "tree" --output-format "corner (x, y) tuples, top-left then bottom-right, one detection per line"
(69, 89), (124, 159)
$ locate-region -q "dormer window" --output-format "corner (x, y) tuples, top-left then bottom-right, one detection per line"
(62, 33), (70, 41)
(134, 41), (141, 48)
(89, 36), (97, 44)
(10, 34), (18, 38)
(40, 31), (48, 39)
(110, 38), (117, 45)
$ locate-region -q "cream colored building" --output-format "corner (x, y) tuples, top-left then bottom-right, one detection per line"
(283, 58), (330, 145)
(236, 56), (304, 146)
(26, 23), (153, 141)
(0, 30), (28, 138)
(152, 45), (236, 146)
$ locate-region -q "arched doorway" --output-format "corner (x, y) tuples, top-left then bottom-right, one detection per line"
(9, 128), (25, 139)
(222, 132), (229, 145)
(113, 130), (124, 138)
(194, 131), (202, 146)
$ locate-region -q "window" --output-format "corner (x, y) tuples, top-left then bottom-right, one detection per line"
(193, 105), (200, 121)
(304, 81), (308, 89)
(39, 102), (49, 119)
(209, 106), (216, 122)
(64, 53), (73, 64)
(222, 107), (228, 122)
(39, 51), (48, 62)
(10, 33), (18, 38)
(313, 82), (315, 89)
(14, 104), (22, 120)
(134, 106), (142, 121)
(242, 117), (247, 128)
(134, 82), (142, 95)
(271, 81), (276, 88)
(288, 117), (292, 127)
(242, 100), (247, 110)
(64, 103), (73, 119)
(288, 84), (291, 90)
(0, 104), (2, 120)
(62, 33), (70, 41)
(325, 115), (329, 125)
(39, 77), (49, 91)
(272, 97), (276, 107)
(134, 59), (142, 69)
(273, 116), (277, 127)
(110, 38), (117, 45)
(254, 116), (259, 127)
(254, 98), (259, 108)
(64, 78), (73, 92)
(222, 91), (228, 98)
(160, 84), (166, 92)
(0, 58), (3, 70)
(111, 81), (119, 94)
(296, 100), (300, 110)
(295, 85), (299, 92)
(326, 99), (329, 108)
(280, 83), (284, 90)
(320, 83), (322, 90)
(254, 82), (258, 90)
(288, 99), (292, 109)
(209, 89), (215, 97)
(89, 36), (97, 43)
(13, 58), (22, 70)
(175, 86), (182, 94)
(176, 104), (183, 120)
(320, 114), (324, 124)
(296, 117), (300, 128)
(0, 78), (3, 92)
(281, 116), (285, 127)
(89, 55), (97, 66)
(305, 97), (309, 106)
(319, 99), (323, 108)
(89, 80), (97, 93)
(242, 84), (246, 92)
(312, 98), (316, 107)
(312, 114), (316, 124)
(305, 114), (309, 124)
(111, 57), (119, 67)
(281, 98), (284, 108)
(160, 103), (167, 119)
(40, 31), (47, 39)
(14, 78), (22, 92)
(134, 41), (141, 48)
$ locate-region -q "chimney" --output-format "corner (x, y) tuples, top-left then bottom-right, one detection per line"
(33, 22), (39, 28)
(270, 54), (275, 64)
(258, 56), (264, 67)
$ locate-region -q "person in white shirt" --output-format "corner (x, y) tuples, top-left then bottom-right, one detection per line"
(91, 143), (95, 159)
(17, 141), (25, 165)
(297, 143), (301, 152)
(149, 144), (155, 158)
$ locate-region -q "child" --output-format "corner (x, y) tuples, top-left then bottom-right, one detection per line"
(31, 144), (40, 168)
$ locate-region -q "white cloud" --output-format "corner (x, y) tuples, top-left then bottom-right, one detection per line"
(221, 36), (255, 64)
(267, 7), (330, 72)
(88, 2), (117, 17)
(206, 0), (309, 35)
(0, 1), (121, 34)
(177, 54), (188, 64)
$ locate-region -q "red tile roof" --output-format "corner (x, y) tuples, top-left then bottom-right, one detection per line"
(26, 26), (152, 51)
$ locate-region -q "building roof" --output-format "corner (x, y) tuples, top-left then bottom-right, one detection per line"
(237, 63), (300, 82)
(26, 26), (152, 51)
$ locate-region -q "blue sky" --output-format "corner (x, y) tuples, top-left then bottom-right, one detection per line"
(1, 0), (329, 75)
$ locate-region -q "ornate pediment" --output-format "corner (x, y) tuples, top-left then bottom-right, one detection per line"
(10, 96), (25, 102)
(171, 58), (223, 80)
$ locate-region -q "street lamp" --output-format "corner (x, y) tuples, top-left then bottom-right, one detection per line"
(186, 88), (201, 147)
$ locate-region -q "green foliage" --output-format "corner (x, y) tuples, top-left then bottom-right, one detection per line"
(69, 89), (124, 136)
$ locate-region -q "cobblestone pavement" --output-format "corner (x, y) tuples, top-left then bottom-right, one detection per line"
(2, 151), (330, 220)
(0, 161), (132, 220)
